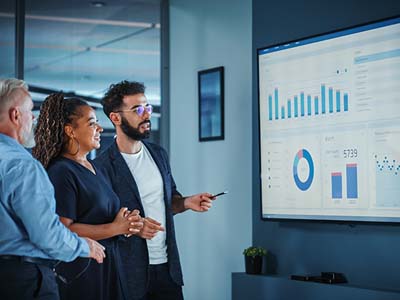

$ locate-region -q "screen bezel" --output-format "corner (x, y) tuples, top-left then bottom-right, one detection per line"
(256, 15), (400, 224)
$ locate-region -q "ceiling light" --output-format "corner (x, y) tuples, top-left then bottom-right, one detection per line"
(91, 1), (106, 8)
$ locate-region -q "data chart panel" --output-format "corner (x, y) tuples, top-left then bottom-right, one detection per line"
(258, 17), (400, 222)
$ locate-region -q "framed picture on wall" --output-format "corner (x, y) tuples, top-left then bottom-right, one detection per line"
(198, 66), (224, 142)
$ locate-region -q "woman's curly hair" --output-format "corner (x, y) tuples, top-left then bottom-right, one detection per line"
(32, 93), (88, 168)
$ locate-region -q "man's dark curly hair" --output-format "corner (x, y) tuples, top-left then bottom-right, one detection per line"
(102, 80), (146, 120)
(32, 93), (88, 168)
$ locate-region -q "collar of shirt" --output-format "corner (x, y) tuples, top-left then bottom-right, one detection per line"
(0, 133), (29, 158)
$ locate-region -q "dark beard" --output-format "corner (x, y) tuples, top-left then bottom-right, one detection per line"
(120, 116), (151, 141)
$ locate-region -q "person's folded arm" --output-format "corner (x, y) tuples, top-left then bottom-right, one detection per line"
(59, 207), (143, 240)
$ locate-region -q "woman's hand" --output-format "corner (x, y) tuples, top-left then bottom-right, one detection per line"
(112, 207), (143, 236)
(123, 209), (145, 238)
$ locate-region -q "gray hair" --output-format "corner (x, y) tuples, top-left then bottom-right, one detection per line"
(0, 78), (29, 113)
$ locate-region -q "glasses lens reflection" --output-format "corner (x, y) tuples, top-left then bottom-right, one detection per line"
(136, 105), (152, 116)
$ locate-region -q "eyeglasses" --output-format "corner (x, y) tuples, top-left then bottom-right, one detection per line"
(115, 105), (153, 116)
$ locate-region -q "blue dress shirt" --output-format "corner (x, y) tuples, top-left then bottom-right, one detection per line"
(0, 133), (89, 261)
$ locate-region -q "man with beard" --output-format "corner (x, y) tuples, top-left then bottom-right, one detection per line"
(0, 78), (106, 299)
(95, 80), (216, 300)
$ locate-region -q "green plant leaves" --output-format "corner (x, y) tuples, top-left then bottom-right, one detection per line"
(243, 246), (267, 257)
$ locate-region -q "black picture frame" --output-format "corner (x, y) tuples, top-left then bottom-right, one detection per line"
(198, 66), (224, 142)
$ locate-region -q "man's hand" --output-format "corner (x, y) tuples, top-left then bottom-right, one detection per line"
(137, 217), (165, 240)
(84, 237), (106, 263)
(184, 193), (215, 212)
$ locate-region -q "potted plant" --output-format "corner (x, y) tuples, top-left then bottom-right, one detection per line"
(243, 246), (267, 275)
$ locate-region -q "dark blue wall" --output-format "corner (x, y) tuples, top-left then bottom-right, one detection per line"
(252, 0), (400, 291)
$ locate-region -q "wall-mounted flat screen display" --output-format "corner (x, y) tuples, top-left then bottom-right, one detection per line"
(258, 16), (400, 222)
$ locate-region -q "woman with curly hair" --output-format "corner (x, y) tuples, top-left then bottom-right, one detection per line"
(32, 94), (143, 300)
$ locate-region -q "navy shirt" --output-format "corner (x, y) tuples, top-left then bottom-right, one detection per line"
(47, 157), (119, 226)
(47, 156), (126, 300)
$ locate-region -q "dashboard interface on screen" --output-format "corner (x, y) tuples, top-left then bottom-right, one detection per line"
(258, 17), (400, 222)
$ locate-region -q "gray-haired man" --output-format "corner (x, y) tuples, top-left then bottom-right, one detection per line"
(0, 78), (105, 300)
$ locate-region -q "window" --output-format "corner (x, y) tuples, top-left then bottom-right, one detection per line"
(22, 0), (162, 151)
(0, 1), (15, 78)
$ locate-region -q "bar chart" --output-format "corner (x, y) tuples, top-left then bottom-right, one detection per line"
(267, 84), (349, 121)
(330, 163), (358, 200)
(346, 163), (358, 198)
(331, 172), (343, 199)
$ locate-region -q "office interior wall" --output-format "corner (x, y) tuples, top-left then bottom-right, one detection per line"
(169, 0), (252, 299)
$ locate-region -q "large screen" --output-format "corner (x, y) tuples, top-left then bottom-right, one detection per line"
(258, 17), (400, 222)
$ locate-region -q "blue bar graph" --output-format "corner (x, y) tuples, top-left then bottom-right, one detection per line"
(314, 96), (319, 115)
(336, 90), (341, 112)
(267, 85), (349, 121)
(321, 84), (326, 114)
(331, 172), (342, 199)
(307, 95), (312, 116)
(274, 88), (279, 120)
(329, 88), (333, 113)
(346, 163), (358, 198)
(268, 95), (273, 120)
(344, 93), (349, 111)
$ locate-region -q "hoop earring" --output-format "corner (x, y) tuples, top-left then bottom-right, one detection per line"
(68, 137), (80, 155)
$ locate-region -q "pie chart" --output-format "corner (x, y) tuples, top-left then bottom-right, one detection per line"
(293, 149), (314, 191)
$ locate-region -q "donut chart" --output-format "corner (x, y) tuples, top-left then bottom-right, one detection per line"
(293, 149), (314, 191)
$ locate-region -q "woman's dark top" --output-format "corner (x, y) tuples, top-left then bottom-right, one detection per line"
(47, 157), (125, 300)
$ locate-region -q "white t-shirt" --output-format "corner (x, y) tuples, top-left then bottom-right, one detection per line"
(121, 144), (167, 265)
